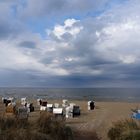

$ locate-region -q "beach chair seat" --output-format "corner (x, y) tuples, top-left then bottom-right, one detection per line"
(53, 108), (65, 120)
(62, 99), (69, 107)
(5, 104), (16, 114)
(54, 103), (59, 108)
(37, 99), (42, 105)
(16, 107), (28, 120)
(40, 106), (47, 111)
(47, 104), (53, 113)
(21, 97), (27, 106)
(73, 106), (80, 117)
(132, 112), (140, 120)
(88, 101), (95, 110)
(65, 106), (73, 118)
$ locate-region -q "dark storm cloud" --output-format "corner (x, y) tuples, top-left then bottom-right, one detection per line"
(19, 41), (36, 48)
(0, 69), (40, 87)
(0, 22), (13, 39)
(0, 1), (24, 40)
(19, 0), (109, 18)
(0, 21), (21, 40)
(0, 0), (18, 3)
(1, 0), (140, 87)
(0, 69), (86, 87)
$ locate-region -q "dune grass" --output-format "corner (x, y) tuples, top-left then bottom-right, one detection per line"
(37, 112), (73, 140)
(0, 112), (100, 140)
(108, 119), (140, 140)
(0, 112), (73, 140)
(73, 129), (101, 140)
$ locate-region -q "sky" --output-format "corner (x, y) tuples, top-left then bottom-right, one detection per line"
(0, 0), (140, 87)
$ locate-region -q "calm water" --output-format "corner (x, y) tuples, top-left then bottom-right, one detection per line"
(0, 88), (140, 102)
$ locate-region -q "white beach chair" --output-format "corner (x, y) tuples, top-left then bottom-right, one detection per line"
(62, 99), (69, 107)
(54, 103), (59, 108)
(65, 106), (73, 118)
(21, 97), (27, 106)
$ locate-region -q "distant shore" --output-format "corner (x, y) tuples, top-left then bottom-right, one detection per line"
(1, 87), (140, 102)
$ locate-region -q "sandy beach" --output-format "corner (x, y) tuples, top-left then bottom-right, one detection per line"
(64, 101), (139, 140)
(0, 99), (139, 140)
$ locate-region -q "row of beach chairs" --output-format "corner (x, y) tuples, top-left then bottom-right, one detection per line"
(2, 97), (34, 119)
(37, 99), (81, 118)
(1, 97), (95, 120)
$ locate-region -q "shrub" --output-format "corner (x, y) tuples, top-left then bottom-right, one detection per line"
(0, 112), (100, 140)
(0, 113), (73, 140)
(37, 112), (73, 140)
(0, 129), (50, 140)
(0, 116), (29, 131)
(108, 119), (140, 140)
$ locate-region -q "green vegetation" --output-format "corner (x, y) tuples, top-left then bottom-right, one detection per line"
(108, 119), (140, 140)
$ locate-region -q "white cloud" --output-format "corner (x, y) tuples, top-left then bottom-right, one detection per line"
(64, 19), (77, 27)
(1, 0), (140, 86)
(95, 12), (140, 64)
(119, 55), (136, 64)
(48, 18), (83, 40)
(18, 0), (109, 18)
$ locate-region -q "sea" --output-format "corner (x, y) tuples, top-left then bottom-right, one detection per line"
(0, 87), (140, 102)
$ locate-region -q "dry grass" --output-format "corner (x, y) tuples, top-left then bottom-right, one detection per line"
(0, 116), (29, 130)
(0, 112), (100, 140)
(73, 129), (101, 140)
(108, 119), (140, 140)
(37, 112), (73, 140)
(0, 112), (74, 140)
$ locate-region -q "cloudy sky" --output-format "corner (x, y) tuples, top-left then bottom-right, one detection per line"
(0, 0), (140, 87)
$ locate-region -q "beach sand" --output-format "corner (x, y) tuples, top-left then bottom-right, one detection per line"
(63, 100), (139, 140)
(1, 99), (140, 140)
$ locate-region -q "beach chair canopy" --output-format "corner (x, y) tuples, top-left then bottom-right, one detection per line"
(47, 104), (53, 108)
(8, 97), (15, 102)
(53, 108), (63, 114)
(70, 103), (76, 108)
(2, 97), (7, 100)
(41, 101), (47, 106)
(65, 106), (73, 118)
(37, 98), (41, 102)
(3, 98), (14, 107)
(62, 99), (68, 104)
(132, 112), (140, 120)
(37, 99), (42, 105)
(88, 101), (95, 110)
(88, 101), (95, 105)
(21, 97), (26, 101)
(21, 98), (27, 104)
(54, 103), (59, 108)
(66, 106), (73, 112)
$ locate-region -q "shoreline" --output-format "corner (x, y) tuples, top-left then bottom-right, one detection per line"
(1, 94), (140, 103)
